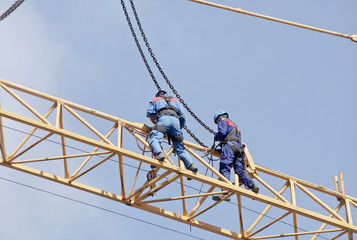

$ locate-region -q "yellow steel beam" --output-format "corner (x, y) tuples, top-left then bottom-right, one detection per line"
(0, 99), (7, 161)
(0, 161), (244, 239)
(1, 79), (356, 239)
(247, 182), (290, 235)
(311, 201), (345, 240)
(251, 228), (344, 240)
(11, 151), (111, 164)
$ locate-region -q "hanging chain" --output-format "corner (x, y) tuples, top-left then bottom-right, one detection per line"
(182, 125), (207, 147)
(127, 0), (216, 147)
(120, 0), (161, 91)
(128, 0), (215, 136)
(1, 0), (215, 148)
(0, 0), (25, 21)
(121, 0), (215, 147)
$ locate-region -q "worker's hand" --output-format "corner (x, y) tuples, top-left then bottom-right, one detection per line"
(148, 116), (157, 124)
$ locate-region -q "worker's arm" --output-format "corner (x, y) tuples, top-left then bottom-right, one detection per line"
(214, 120), (228, 141)
(148, 116), (156, 124)
(146, 100), (157, 124)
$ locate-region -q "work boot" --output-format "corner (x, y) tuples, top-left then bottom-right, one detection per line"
(154, 152), (165, 161)
(147, 170), (157, 181)
(212, 193), (231, 202)
(188, 163), (198, 173)
(251, 184), (259, 193)
(187, 163), (198, 181)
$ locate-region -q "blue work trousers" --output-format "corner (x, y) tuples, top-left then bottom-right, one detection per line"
(149, 116), (193, 169)
(220, 152), (255, 189)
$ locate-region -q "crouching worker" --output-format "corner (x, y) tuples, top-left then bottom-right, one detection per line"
(212, 110), (259, 202)
(146, 90), (198, 174)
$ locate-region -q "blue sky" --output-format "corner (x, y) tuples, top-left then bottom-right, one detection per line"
(1, 0), (356, 239)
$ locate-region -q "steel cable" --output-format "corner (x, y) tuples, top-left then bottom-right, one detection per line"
(0, 176), (206, 240)
(0, 0), (25, 21)
(1, 124), (325, 238)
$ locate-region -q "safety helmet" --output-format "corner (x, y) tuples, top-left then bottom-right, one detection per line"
(156, 90), (167, 97)
(214, 110), (229, 123)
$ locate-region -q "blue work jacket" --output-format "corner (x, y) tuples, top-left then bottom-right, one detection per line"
(215, 118), (243, 160)
(146, 96), (186, 128)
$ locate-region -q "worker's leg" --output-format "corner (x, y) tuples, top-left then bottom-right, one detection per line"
(148, 129), (164, 155)
(233, 155), (254, 188)
(212, 155), (233, 201)
(149, 116), (172, 155)
(163, 116), (194, 169)
(219, 156), (233, 181)
(172, 141), (193, 169)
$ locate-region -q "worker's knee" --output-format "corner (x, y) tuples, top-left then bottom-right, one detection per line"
(171, 135), (183, 142)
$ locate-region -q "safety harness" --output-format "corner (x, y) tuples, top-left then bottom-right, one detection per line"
(221, 121), (245, 158)
(156, 95), (180, 119)
(152, 96), (184, 143)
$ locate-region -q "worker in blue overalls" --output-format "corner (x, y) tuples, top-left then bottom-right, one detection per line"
(212, 110), (259, 201)
(146, 90), (198, 173)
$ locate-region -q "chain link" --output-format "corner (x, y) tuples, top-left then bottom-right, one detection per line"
(2, 0), (214, 147)
(129, 0), (216, 137)
(120, 0), (161, 92)
(0, 0), (25, 21)
(183, 125), (207, 147)
(127, 0), (216, 147)
(121, 0), (216, 147)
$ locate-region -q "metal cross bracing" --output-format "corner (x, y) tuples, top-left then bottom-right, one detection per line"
(0, 79), (356, 240)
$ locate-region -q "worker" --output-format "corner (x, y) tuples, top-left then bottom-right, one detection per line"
(212, 110), (259, 202)
(146, 90), (198, 174)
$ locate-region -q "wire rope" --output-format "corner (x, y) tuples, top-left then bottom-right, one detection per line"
(0, 0), (25, 21)
(0, 176), (206, 240)
(0, 123), (328, 238)
(189, 0), (357, 43)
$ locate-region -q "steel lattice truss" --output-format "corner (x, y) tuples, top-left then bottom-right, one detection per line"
(0, 79), (356, 239)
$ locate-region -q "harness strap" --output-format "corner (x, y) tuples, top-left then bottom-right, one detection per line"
(152, 124), (184, 144)
(151, 96), (184, 144)
(225, 125), (241, 144)
(171, 135), (183, 142)
(222, 124), (244, 158)
(157, 96), (180, 119)
(157, 109), (179, 118)
(226, 141), (244, 158)
(153, 124), (167, 134)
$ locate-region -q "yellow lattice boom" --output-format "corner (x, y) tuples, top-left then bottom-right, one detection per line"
(0, 79), (356, 239)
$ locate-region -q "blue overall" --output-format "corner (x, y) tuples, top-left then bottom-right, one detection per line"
(146, 96), (194, 169)
(215, 119), (255, 189)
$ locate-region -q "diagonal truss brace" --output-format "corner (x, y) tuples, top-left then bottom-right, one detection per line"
(0, 79), (356, 239)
